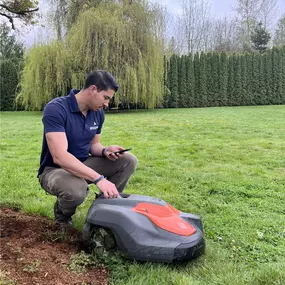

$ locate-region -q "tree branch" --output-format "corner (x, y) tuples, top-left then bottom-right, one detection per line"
(0, 12), (15, 29)
(0, 4), (39, 15)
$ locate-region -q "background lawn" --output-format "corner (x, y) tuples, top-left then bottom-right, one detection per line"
(0, 106), (284, 285)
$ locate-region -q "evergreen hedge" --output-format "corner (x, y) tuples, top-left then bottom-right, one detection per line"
(164, 47), (285, 108)
(0, 59), (18, 111)
(4, 45), (285, 110)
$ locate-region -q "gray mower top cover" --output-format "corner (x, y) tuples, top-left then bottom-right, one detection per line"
(83, 193), (205, 263)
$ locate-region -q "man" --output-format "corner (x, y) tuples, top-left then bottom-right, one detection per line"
(38, 70), (138, 225)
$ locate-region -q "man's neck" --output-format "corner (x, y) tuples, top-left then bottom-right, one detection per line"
(75, 90), (89, 116)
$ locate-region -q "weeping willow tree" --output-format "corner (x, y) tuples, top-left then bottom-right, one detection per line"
(19, 0), (165, 109)
(17, 41), (71, 110)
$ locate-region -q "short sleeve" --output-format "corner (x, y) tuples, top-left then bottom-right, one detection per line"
(42, 102), (66, 134)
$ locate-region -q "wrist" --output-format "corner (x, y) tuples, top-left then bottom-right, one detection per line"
(102, 147), (107, 157)
(94, 175), (105, 185)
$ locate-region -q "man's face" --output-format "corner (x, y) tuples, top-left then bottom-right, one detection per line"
(88, 85), (114, 110)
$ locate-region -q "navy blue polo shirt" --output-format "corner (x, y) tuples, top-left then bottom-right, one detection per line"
(38, 89), (104, 176)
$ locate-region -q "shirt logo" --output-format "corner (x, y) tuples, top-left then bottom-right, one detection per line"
(90, 122), (98, 130)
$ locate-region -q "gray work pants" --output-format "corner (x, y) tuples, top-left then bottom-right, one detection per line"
(38, 153), (138, 217)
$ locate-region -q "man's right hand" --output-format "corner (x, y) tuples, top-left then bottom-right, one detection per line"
(96, 178), (119, 198)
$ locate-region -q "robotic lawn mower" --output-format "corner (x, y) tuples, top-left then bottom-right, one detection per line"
(83, 194), (205, 263)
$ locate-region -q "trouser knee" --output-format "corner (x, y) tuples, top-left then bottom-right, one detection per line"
(39, 167), (89, 217)
(55, 178), (89, 214)
(123, 153), (138, 173)
(59, 187), (87, 207)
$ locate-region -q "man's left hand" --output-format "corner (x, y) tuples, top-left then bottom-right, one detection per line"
(103, 145), (125, 161)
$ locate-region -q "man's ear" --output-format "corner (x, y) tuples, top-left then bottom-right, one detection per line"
(90, 85), (97, 92)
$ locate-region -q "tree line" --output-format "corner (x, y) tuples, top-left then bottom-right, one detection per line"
(164, 48), (285, 108)
(0, 24), (24, 111)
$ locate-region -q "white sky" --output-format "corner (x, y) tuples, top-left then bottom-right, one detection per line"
(152, 0), (285, 17)
(12, 0), (285, 47)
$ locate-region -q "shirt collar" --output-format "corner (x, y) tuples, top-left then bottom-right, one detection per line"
(69, 89), (81, 113)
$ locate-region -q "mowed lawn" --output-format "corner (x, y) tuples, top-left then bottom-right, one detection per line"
(0, 106), (284, 285)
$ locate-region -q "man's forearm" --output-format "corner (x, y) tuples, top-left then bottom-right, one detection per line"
(54, 151), (101, 182)
(90, 142), (105, 156)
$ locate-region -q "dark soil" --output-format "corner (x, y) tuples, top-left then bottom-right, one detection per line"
(0, 207), (109, 285)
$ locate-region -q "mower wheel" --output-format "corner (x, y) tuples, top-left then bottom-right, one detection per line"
(82, 222), (93, 241)
(87, 225), (116, 256)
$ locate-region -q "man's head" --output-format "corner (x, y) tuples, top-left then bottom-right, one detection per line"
(83, 70), (119, 110)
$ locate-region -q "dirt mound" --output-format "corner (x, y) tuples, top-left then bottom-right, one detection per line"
(0, 207), (108, 285)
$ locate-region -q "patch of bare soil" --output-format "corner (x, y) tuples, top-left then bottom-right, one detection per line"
(0, 207), (108, 285)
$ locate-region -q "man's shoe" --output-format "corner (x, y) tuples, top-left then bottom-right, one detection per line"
(55, 217), (73, 226)
(54, 200), (73, 226)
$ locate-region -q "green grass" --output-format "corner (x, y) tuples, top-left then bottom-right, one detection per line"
(0, 106), (284, 285)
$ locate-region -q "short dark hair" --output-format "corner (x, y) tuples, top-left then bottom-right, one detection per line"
(84, 70), (119, 92)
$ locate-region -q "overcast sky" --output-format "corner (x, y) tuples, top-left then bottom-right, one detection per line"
(16, 0), (285, 47)
(152, 0), (285, 18)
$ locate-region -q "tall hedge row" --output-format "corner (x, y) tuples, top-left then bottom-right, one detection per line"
(164, 47), (285, 108)
(0, 59), (19, 111)
(2, 46), (285, 110)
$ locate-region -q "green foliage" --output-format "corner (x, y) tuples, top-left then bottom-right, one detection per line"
(19, 1), (164, 110)
(263, 50), (272, 105)
(0, 270), (18, 285)
(168, 54), (178, 107)
(258, 53), (266, 105)
(233, 55), (243, 105)
(0, 59), (18, 111)
(234, 55), (243, 106)
(278, 47), (285, 103)
(227, 55), (235, 106)
(199, 52), (208, 107)
(162, 55), (170, 107)
(164, 47), (285, 108)
(245, 52), (253, 105)
(0, 24), (23, 61)
(193, 52), (200, 107)
(0, 24), (24, 111)
(185, 54), (195, 107)
(206, 53), (214, 106)
(69, 251), (98, 273)
(251, 53), (260, 105)
(240, 53), (247, 104)
(251, 22), (271, 54)
(51, 0), (109, 34)
(272, 48), (283, 105)
(206, 52), (221, 107)
(218, 52), (228, 106)
(18, 41), (70, 110)
(22, 260), (41, 273)
(178, 55), (187, 107)
(211, 53), (220, 106)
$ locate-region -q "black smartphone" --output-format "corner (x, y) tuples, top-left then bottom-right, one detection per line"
(110, 148), (132, 155)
